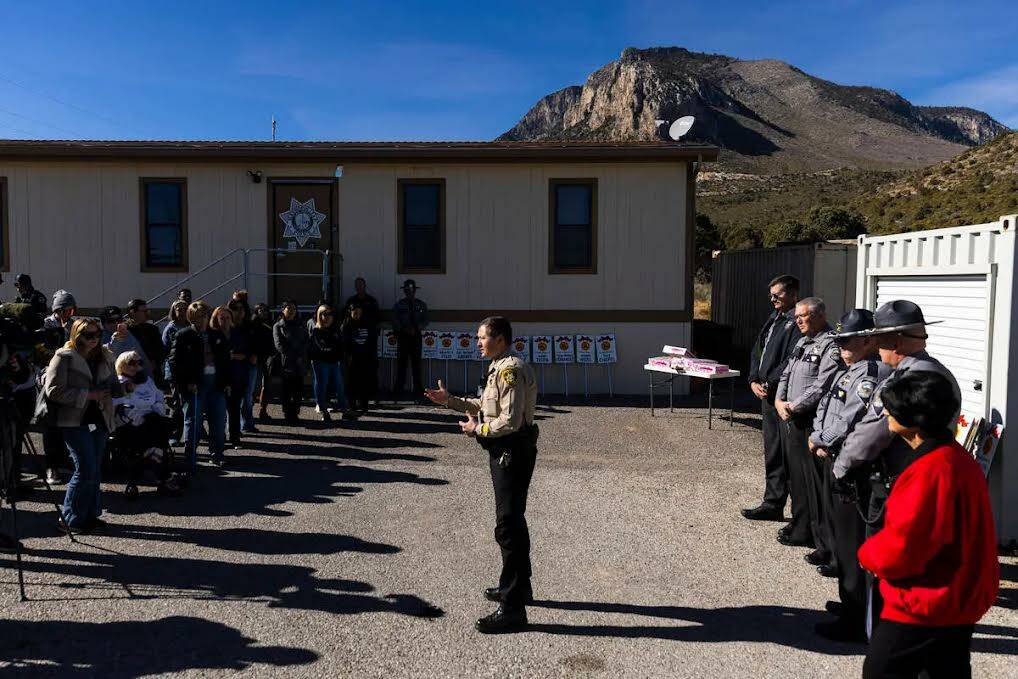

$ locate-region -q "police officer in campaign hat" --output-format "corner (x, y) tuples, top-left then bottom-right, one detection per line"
(832, 299), (960, 635)
(392, 279), (429, 401)
(425, 316), (538, 634)
(742, 275), (802, 522)
(773, 297), (843, 552)
(809, 309), (891, 642)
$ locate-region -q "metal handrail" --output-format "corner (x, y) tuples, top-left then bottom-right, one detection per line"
(146, 248), (245, 307)
(146, 247), (338, 315)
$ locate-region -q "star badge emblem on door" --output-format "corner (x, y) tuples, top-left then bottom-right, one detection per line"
(279, 197), (326, 247)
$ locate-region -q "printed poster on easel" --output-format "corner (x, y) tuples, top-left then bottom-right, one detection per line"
(511, 336), (531, 361)
(575, 335), (595, 364)
(422, 330), (439, 359)
(437, 332), (456, 360)
(596, 334), (618, 363)
(554, 335), (575, 363)
(531, 335), (552, 364)
(455, 331), (475, 361)
(381, 328), (398, 359)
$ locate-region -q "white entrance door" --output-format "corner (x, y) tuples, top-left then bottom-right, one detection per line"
(875, 274), (991, 417)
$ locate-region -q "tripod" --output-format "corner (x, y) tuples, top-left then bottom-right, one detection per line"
(0, 408), (27, 601)
(23, 431), (76, 544)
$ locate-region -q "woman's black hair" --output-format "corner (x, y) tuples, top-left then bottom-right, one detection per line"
(480, 316), (512, 344)
(880, 370), (959, 440)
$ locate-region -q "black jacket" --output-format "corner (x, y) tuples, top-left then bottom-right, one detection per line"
(168, 326), (231, 391)
(129, 321), (167, 367)
(309, 325), (343, 364)
(343, 319), (378, 361)
(748, 309), (799, 391)
(273, 318), (309, 376)
(250, 318), (276, 363)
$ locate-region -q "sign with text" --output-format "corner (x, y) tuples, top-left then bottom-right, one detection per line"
(554, 335), (575, 364)
(455, 331), (475, 361)
(381, 328), (398, 359)
(596, 334), (618, 363)
(511, 336), (530, 361)
(422, 330), (439, 359)
(531, 335), (552, 364)
(575, 335), (596, 363)
(437, 332), (456, 360)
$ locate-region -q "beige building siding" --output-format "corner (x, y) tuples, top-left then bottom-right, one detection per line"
(337, 162), (688, 310)
(0, 156), (694, 394)
(0, 161), (333, 307)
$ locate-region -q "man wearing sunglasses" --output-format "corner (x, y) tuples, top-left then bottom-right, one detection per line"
(742, 274), (801, 523)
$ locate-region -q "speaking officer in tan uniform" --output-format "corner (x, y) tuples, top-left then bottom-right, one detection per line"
(425, 315), (538, 634)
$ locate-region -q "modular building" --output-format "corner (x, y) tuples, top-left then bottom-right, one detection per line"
(0, 140), (717, 395)
(856, 214), (1018, 544)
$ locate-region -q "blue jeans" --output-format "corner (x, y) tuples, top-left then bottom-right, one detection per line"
(312, 361), (348, 411)
(182, 373), (227, 469)
(62, 424), (108, 528)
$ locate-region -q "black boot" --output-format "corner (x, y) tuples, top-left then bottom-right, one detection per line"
(475, 605), (527, 634)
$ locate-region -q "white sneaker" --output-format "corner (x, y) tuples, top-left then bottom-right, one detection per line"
(314, 405), (322, 414)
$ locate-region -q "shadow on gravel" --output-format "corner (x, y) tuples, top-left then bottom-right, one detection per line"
(255, 440), (437, 464)
(99, 524), (401, 556)
(0, 615), (317, 677)
(527, 600), (1018, 655)
(97, 454), (447, 519)
(12, 546), (445, 621)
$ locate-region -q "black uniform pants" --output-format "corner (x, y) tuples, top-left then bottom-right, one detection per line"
(864, 621), (973, 679)
(760, 397), (788, 509)
(488, 439), (537, 609)
(394, 333), (423, 398)
(828, 463), (867, 620)
(348, 357), (377, 411)
(279, 374), (304, 421)
(781, 417), (812, 541)
(799, 421), (828, 554)
(866, 481), (890, 635)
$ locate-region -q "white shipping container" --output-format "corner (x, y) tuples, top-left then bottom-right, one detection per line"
(856, 214), (1018, 544)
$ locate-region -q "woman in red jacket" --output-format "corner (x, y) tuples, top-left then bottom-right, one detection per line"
(858, 370), (999, 679)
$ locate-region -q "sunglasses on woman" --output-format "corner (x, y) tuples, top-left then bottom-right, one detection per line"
(81, 331), (101, 340)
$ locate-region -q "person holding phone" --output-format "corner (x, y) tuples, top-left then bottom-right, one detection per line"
(44, 318), (123, 533)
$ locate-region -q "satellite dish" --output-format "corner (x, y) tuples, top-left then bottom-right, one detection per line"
(669, 116), (695, 141)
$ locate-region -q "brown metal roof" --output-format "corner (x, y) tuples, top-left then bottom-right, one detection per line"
(0, 139), (719, 163)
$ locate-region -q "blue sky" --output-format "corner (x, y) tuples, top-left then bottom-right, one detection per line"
(0, 1), (1015, 141)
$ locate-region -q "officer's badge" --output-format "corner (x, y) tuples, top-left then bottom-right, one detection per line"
(857, 380), (875, 400)
(872, 388), (883, 413)
(500, 367), (517, 386)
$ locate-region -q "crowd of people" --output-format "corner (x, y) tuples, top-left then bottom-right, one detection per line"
(742, 274), (999, 677)
(0, 274), (395, 539)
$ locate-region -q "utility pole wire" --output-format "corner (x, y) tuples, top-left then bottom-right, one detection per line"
(0, 73), (137, 136)
(0, 105), (81, 137)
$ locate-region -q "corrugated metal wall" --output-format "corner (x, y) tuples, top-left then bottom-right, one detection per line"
(711, 242), (857, 365)
(711, 244), (815, 365)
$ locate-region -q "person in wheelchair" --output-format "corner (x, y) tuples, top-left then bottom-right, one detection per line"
(111, 351), (182, 498)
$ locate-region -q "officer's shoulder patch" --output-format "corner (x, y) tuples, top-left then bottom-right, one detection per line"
(830, 345), (841, 361)
(857, 379), (875, 400)
(500, 367), (517, 386)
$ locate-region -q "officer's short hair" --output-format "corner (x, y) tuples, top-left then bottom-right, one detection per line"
(480, 316), (512, 344)
(797, 296), (826, 316)
(881, 371), (959, 439)
(768, 274), (800, 293)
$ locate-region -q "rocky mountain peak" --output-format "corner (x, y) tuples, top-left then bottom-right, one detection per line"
(499, 47), (1009, 173)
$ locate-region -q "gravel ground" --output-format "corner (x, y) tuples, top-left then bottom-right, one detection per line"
(1, 397), (1015, 678)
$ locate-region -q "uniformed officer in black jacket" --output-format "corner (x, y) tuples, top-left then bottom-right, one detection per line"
(742, 274), (801, 522)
